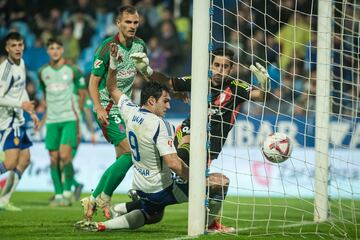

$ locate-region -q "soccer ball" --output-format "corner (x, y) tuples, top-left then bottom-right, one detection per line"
(262, 132), (292, 163)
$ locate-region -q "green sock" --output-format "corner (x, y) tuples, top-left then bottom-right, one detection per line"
(70, 163), (80, 187)
(92, 166), (112, 198)
(103, 153), (133, 196)
(63, 163), (74, 191)
(50, 164), (63, 195)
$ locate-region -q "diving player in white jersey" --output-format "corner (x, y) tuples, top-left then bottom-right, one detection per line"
(76, 43), (232, 232)
(0, 32), (39, 211)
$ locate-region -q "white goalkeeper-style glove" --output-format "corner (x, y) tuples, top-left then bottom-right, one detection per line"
(109, 43), (121, 70)
(130, 52), (154, 79)
(249, 62), (270, 91)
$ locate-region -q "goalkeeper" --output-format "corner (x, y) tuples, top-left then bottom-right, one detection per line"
(127, 47), (269, 232)
(130, 47), (269, 163)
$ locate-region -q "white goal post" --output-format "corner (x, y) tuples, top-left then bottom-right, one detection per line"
(189, 0), (359, 238)
(187, 0), (210, 236)
(314, 0), (332, 223)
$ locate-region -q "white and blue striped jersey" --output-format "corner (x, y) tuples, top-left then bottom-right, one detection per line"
(117, 94), (177, 193)
(0, 58), (28, 130)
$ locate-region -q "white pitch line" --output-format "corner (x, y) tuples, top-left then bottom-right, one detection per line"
(167, 235), (198, 240)
(168, 221), (318, 239)
(278, 221), (316, 228)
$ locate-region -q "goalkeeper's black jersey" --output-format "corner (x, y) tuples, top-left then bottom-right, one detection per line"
(172, 76), (251, 159)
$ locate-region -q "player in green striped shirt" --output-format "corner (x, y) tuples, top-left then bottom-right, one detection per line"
(39, 38), (87, 206)
(82, 5), (152, 220)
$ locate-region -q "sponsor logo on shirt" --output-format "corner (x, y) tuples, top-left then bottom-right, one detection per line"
(167, 140), (173, 147)
(94, 59), (103, 69)
(116, 68), (137, 79)
(47, 83), (68, 91)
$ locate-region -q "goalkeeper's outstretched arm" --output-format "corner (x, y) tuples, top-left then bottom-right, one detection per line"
(249, 62), (270, 101)
(106, 43), (123, 104)
(129, 52), (174, 87)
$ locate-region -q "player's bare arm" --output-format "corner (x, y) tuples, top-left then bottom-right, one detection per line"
(89, 74), (109, 126)
(0, 98), (34, 113)
(106, 43), (123, 104)
(78, 89), (87, 112)
(163, 153), (189, 181)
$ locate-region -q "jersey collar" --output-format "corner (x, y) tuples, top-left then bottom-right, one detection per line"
(139, 107), (151, 113)
(115, 33), (133, 49)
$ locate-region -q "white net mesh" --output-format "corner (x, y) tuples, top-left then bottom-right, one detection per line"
(205, 0), (360, 238)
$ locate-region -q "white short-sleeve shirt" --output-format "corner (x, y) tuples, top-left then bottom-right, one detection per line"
(0, 59), (27, 130)
(118, 94), (177, 193)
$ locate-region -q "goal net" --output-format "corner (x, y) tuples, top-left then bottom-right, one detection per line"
(190, 0), (360, 238)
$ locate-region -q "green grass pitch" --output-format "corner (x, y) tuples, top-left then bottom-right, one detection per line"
(0, 192), (358, 239)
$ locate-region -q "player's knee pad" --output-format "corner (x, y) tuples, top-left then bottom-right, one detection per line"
(208, 173), (230, 201)
(144, 210), (165, 225)
(177, 143), (190, 166)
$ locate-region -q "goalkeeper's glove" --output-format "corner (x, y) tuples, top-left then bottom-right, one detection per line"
(249, 62), (270, 92)
(130, 52), (154, 79)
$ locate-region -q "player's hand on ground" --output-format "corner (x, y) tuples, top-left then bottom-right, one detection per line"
(96, 107), (109, 126)
(21, 101), (35, 113)
(130, 52), (153, 79)
(249, 62), (270, 92)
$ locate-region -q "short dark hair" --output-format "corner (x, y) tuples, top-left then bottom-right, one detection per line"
(5, 32), (23, 44)
(115, 5), (138, 21)
(140, 81), (170, 106)
(46, 38), (63, 47)
(212, 48), (235, 66)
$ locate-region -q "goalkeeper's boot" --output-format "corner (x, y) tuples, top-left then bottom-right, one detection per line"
(128, 189), (140, 201)
(0, 202), (22, 211)
(80, 196), (96, 220)
(207, 219), (235, 233)
(95, 193), (111, 220)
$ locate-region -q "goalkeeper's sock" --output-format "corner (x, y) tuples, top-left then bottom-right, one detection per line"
(1, 169), (21, 203)
(50, 164), (63, 195)
(63, 162), (74, 192)
(207, 199), (222, 225)
(104, 209), (145, 230)
(92, 166), (112, 199)
(0, 162), (8, 175)
(103, 153), (132, 196)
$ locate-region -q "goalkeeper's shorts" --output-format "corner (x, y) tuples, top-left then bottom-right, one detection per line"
(175, 118), (225, 161)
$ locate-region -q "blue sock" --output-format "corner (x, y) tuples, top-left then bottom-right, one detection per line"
(0, 162), (7, 175)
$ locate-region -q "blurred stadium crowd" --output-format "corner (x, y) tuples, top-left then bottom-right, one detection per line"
(0, 0), (358, 117)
